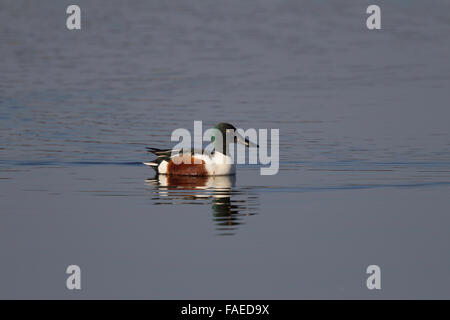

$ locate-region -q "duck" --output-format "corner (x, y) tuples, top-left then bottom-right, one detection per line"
(144, 123), (258, 176)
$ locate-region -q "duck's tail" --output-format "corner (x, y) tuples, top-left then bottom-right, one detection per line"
(144, 147), (173, 172)
(143, 161), (159, 167)
(146, 147), (173, 158)
(143, 160), (159, 173)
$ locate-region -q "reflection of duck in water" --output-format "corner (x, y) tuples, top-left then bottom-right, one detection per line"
(146, 175), (258, 236)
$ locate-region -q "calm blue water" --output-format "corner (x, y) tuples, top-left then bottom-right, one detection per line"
(1, 0), (450, 298)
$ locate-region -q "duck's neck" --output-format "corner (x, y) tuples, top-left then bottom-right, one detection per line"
(213, 139), (229, 156)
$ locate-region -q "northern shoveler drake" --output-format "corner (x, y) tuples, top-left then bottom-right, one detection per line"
(144, 123), (258, 176)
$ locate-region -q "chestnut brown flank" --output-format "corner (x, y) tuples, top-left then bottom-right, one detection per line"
(167, 156), (208, 176)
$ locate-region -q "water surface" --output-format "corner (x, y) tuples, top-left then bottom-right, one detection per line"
(1, 0), (450, 298)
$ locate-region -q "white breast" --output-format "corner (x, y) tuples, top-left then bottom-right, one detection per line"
(197, 152), (235, 176)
